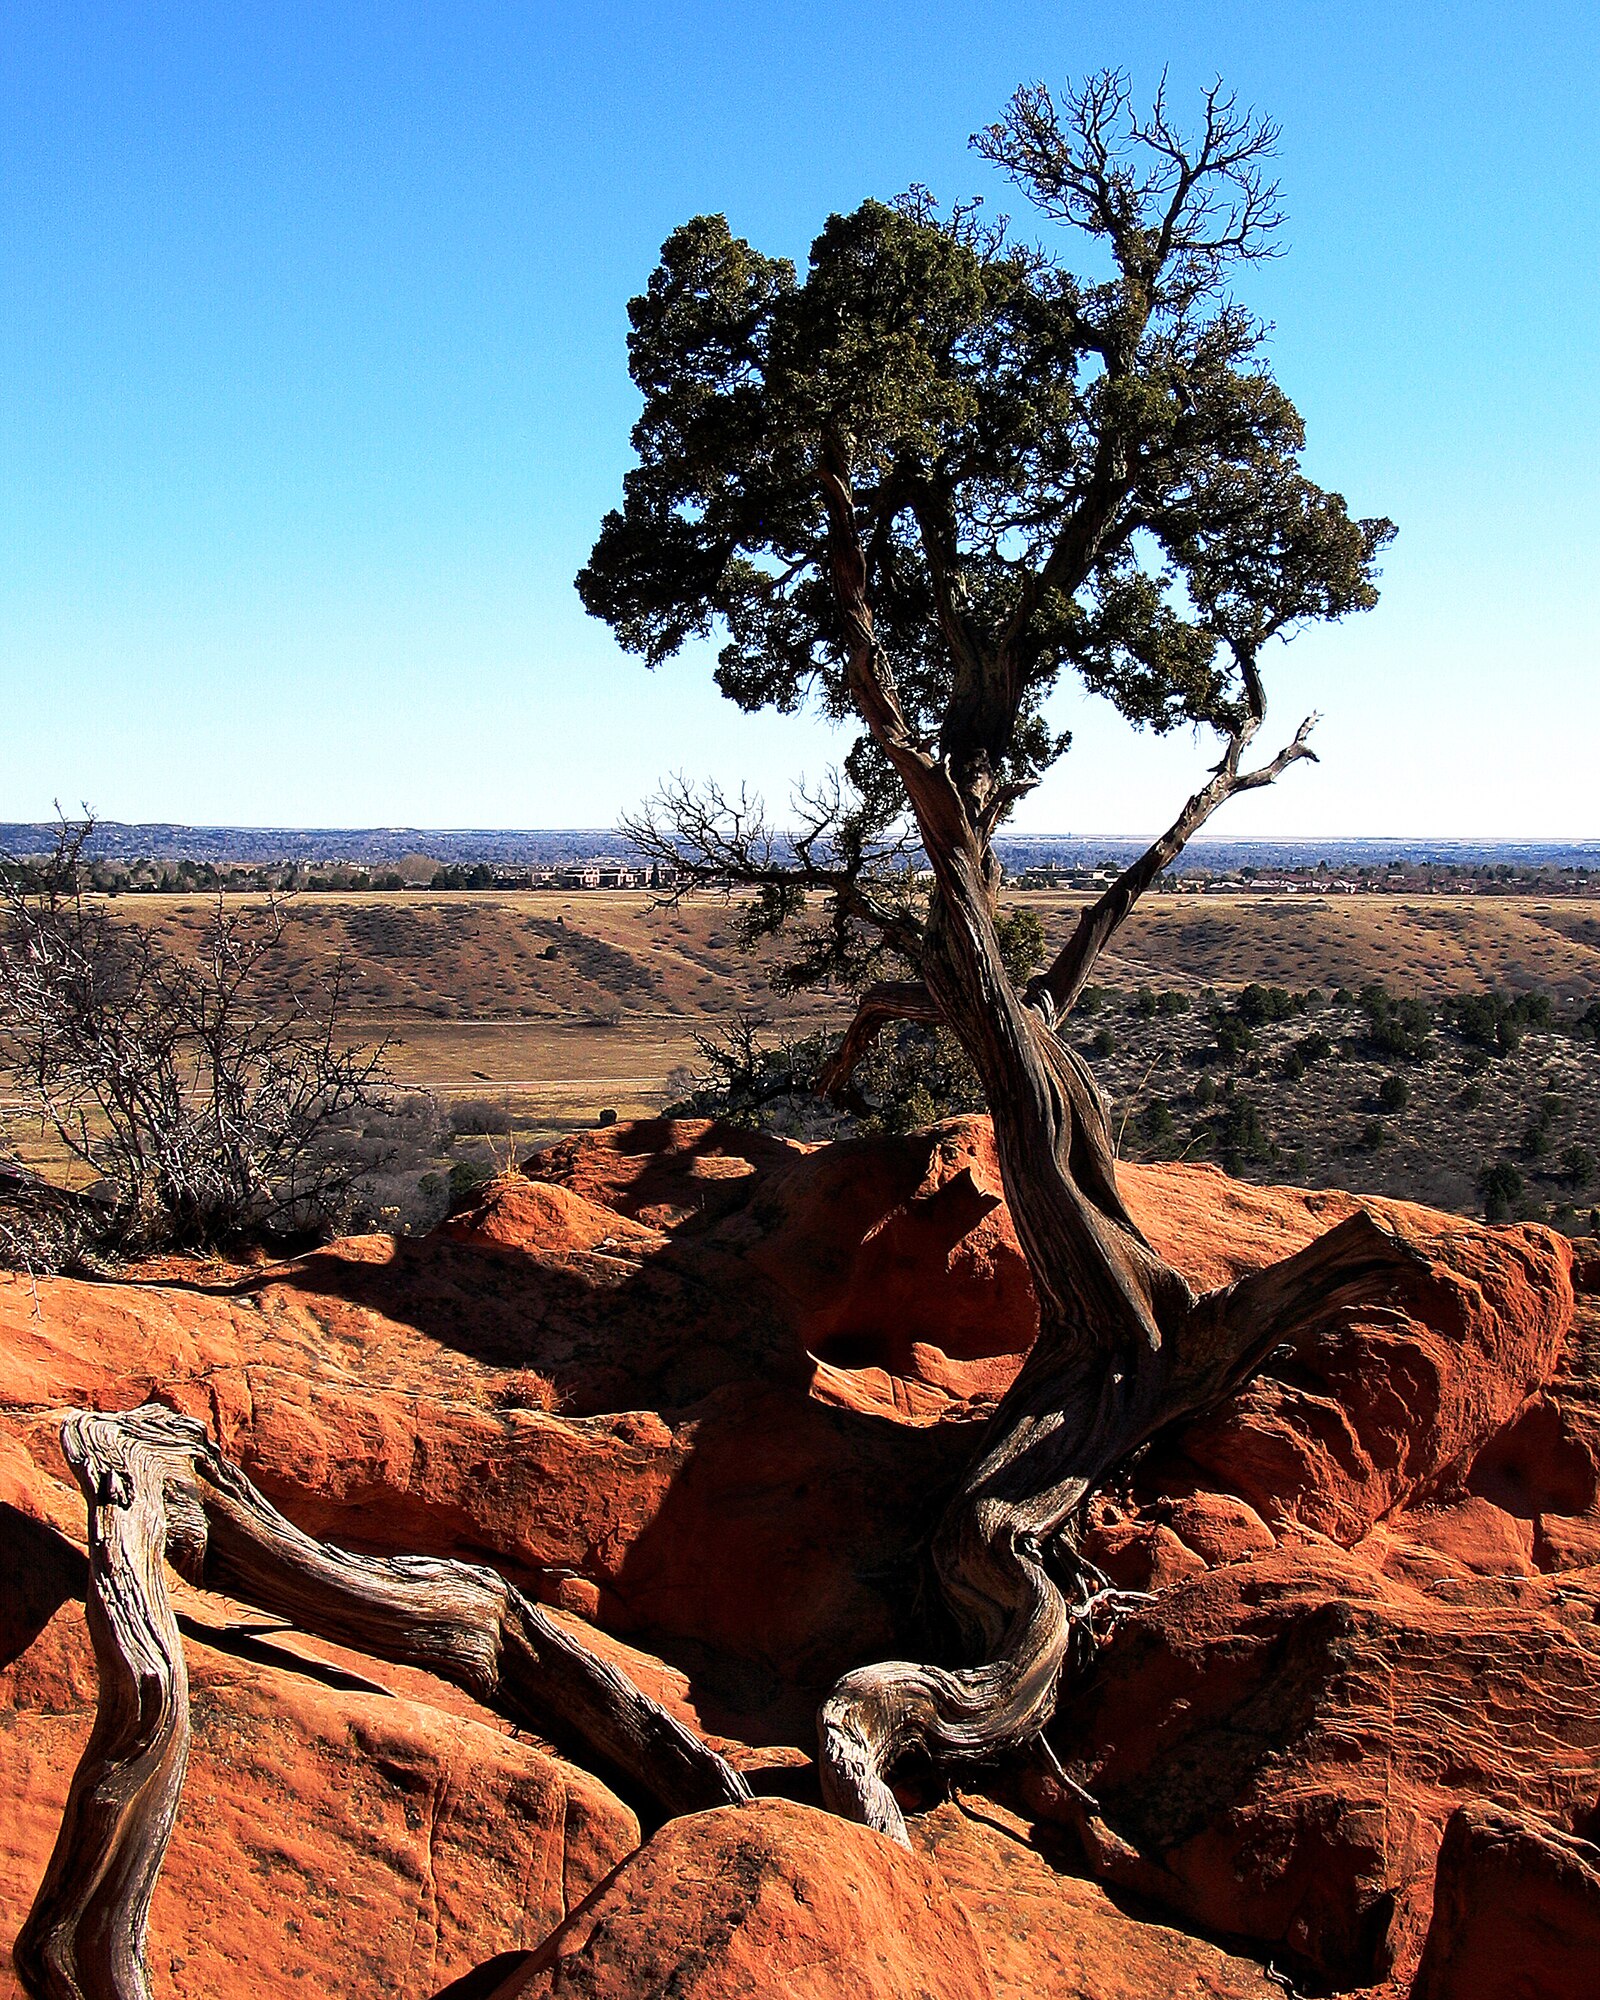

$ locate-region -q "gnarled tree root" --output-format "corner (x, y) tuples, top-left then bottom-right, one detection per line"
(820, 1210), (1437, 1841)
(15, 1402), (750, 2000)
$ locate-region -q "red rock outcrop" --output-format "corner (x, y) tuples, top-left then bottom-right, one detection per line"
(1031, 1536), (1600, 1986)
(0, 1458), (639, 2000)
(1409, 1800), (1600, 2000)
(480, 1798), (995, 1999)
(2, 1117), (1596, 2000)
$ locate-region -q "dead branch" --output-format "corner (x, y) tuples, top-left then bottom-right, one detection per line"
(15, 1404), (750, 2000)
(815, 980), (943, 1105)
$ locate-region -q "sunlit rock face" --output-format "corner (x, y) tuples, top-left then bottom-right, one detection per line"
(3, 1115), (1596, 1997)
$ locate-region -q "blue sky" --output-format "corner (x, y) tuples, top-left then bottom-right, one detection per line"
(0, 2), (1594, 836)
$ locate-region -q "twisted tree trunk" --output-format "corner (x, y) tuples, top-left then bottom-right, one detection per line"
(816, 866), (1434, 1841)
(16, 1404), (750, 2000)
(803, 437), (1420, 1840)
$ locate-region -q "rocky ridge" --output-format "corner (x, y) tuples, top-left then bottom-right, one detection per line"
(3, 1115), (1597, 1998)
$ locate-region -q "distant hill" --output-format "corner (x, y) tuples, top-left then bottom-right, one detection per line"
(3, 821), (1597, 872)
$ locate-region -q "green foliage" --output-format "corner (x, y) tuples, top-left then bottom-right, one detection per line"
(1358, 984), (1433, 1061)
(579, 75), (1391, 859)
(1139, 1098), (1176, 1145)
(448, 1160), (491, 1208)
(1153, 989), (1192, 1016)
(1285, 1029), (1334, 1076)
(1478, 1159), (1524, 1223)
(664, 1015), (839, 1134)
(1235, 983), (1301, 1026)
(1376, 1073), (1409, 1113)
(1442, 989), (1554, 1057)
(1210, 1097), (1270, 1170)
(431, 864), (496, 889)
(1562, 1144), (1596, 1188)
(1091, 1026), (1117, 1058)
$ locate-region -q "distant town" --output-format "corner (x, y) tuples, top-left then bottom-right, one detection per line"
(3, 823), (1598, 898)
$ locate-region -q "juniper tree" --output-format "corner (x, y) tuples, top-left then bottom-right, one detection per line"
(579, 73), (1407, 1840)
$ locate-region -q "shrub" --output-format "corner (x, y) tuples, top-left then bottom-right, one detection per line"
(1359, 984), (1433, 1060)
(1139, 1099), (1175, 1145)
(1442, 988), (1554, 1058)
(1211, 1098), (1270, 1170)
(1154, 989), (1191, 1015)
(449, 1097), (515, 1136)
(1091, 1026), (1117, 1059)
(1359, 1118), (1388, 1150)
(1133, 987), (1157, 1017)
(1376, 1074), (1410, 1112)
(1235, 983), (1299, 1026)
(1288, 1029), (1334, 1072)
(0, 818), (390, 1255)
(1194, 1075), (1218, 1109)
(1478, 1159), (1524, 1222)
(1561, 1143), (1596, 1188)
(447, 1159), (491, 1208)
(1211, 1014), (1253, 1061)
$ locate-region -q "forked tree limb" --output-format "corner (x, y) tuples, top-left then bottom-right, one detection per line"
(817, 1210), (1434, 1842)
(16, 1403), (750, 2000)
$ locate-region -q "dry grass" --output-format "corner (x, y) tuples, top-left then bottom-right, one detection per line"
(1078, 893), (1600, 1002)
(9, 888), (1594, 1171)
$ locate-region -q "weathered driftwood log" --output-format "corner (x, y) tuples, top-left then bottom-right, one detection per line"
(15, 1403), (750, 2000)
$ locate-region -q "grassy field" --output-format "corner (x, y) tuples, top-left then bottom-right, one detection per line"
(8, 888), (1599, 1224)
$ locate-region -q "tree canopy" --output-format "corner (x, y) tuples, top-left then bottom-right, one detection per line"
(580, 71), (1393, 969)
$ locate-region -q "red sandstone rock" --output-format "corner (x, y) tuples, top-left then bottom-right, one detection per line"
(4, 1119), (1596, 2000)
(1163, 1214), (1574, 1543)
(1034, 1536), (1600, 1989)
(908, 1798), (1281, 2000)
(1410, 1800), (1600, 2000)
(481, 1798), (995, 1999)
(0, 1457), (638, 2000)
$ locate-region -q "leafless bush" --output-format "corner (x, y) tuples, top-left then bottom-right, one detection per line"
(449, 1095), (515, 1136)
(0, 816), (393, 1256)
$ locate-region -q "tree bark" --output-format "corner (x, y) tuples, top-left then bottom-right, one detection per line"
(817, 867), (1435, 1843)
(16, 1404), (750, 2000)
(807, 438), (1386, 1843)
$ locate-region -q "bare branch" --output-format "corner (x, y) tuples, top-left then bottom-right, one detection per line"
(18, 1403), (750, 2000)
(815, 980), (942, 1107)
(976, 69), (1284, 307)
(1031, 682), (1318, 1016)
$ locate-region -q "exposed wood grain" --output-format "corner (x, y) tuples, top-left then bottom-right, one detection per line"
(15, 1403), (750, 2000)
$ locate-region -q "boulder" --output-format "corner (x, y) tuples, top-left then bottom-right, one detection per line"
(1034, 1538), (1600, 1988)
(3, 1119), (1593, 2000)
(0, 1463), (638, 2000)
(478, 1798), (994, 2000)
(1410, 1800), (1600, 2000)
